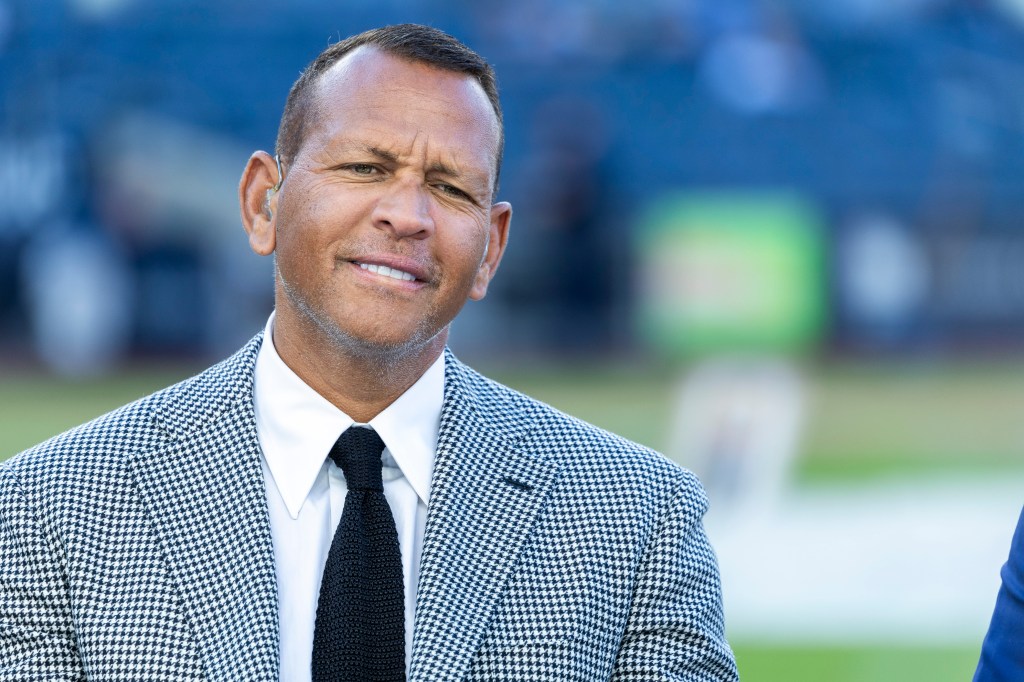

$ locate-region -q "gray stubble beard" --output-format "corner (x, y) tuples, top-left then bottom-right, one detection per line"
(276, 260), (450, 384)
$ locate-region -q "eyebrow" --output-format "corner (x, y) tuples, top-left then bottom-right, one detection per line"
(361, 145), (399, 164)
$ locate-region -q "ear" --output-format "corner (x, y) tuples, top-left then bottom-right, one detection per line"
(469, 201), (512, 301)
(239, 151), (281, 256)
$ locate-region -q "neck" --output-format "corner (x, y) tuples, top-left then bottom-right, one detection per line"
(271, 309), (446, 423)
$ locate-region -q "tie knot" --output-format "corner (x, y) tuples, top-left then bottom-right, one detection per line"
(329, 427), (386, 491)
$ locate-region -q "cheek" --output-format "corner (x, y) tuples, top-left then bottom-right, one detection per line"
(274, 223), (329, 290)
(275, 195), (343, 263)
(448, 236), (489, 295)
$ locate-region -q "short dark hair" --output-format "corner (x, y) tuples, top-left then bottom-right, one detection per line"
(275, 24), (504, 190)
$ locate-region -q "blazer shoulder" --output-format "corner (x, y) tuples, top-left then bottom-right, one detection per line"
(6, 385), (166, 480)
(451, 358), (705, 507)
(2, 334), (262, 493)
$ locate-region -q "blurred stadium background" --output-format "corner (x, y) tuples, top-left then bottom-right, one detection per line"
(3, 0), (1024, 679)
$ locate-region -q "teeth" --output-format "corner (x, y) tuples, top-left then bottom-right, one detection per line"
(358, 262), (416, 281)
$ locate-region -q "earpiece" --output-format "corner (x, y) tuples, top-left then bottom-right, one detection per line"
(263, 188), (275, 218)
(263, 154), (285, 219)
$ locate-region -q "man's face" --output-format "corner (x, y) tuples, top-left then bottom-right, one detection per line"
(264, 47), (509, 361)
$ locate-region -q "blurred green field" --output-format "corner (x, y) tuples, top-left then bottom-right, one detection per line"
(5, 360), (1024, 478)
(1, 359), (1015, 681)
(0, 367), (202, 458)
(492, 359), (1024, 482)
(732, 643), (980, 681)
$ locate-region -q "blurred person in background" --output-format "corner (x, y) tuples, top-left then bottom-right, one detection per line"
(975, 505), (1024, 681)
(0, 24), (736, 681)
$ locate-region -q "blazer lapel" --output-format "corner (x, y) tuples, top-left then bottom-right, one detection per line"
(410, 351), (561, 680)
(127, 336), (279, 680)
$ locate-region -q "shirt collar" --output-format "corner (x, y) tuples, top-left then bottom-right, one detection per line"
(253, 313), (443, 518)
(368, 353), (442, 509)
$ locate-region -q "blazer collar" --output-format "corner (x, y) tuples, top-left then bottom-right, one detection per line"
(410, 348), (562, 680)
(129, 333), (280, 680)
(127, 336), (559, 680)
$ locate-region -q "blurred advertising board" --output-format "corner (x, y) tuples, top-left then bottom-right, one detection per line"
(834, 212), (1024, 351)
(636, 192), (827, 358)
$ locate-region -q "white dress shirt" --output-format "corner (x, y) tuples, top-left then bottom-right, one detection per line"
(252, 314), (443, 681)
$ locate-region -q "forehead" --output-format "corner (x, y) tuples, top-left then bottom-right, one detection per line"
(304, 47), (500, 168)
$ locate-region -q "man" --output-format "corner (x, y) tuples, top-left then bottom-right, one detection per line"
(0, 24), (737, 681)
(975, 505), (1024, 681)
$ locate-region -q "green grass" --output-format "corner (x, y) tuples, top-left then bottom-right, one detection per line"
(6, 359), (1024, 481)
(796, 362), (1024, 481)
(732, 643), (980, 682)
(487, 359), (1024, 481)
(0, 367), (199, 458)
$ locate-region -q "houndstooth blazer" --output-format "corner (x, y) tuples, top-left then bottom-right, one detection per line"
(0, 333), (738, 681)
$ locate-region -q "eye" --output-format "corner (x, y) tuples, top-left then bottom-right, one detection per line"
(434, 183), (471, 200)
(346, 163), (379, 175)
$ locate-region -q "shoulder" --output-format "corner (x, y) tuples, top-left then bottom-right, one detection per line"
(449, 355), (707, 517)
(976, 505), (1024, 680)
(2, 335), (262, 497)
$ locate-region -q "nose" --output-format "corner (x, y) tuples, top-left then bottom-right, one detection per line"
(370, 176), (434, 239)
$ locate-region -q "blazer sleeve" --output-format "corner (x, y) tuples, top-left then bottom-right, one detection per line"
(975, 505), (1024, 682)
(609, 478), (738, 682)
(0, 465), (85, 681)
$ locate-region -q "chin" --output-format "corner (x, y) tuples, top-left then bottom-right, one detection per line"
(281, 276), (450, 364)
(325, 318), (448, 364)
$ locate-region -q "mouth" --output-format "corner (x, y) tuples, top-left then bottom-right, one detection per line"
(347, 255), (431, 289)
(355, 261), (418, 282)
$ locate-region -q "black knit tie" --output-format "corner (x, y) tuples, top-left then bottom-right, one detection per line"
(312, 427), (406, 681)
